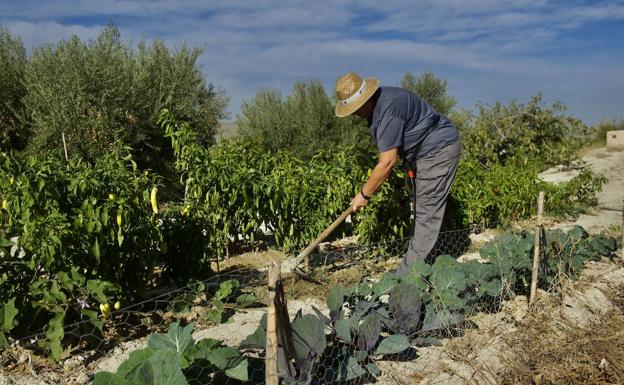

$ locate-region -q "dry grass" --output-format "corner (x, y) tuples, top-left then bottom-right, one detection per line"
(499, 288), (624, 385)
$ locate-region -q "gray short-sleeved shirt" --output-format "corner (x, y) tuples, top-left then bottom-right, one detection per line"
(369, 86), (459, 159)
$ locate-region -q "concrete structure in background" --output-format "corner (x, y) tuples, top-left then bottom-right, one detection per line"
(606, 130), (624, 148)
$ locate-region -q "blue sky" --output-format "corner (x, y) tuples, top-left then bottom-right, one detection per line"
(1, 0), (623, 125)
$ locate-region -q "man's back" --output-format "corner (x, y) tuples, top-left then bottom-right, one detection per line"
(369, 86), (459, 159)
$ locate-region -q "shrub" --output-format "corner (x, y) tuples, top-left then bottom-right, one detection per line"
(0, 149), (202, 358)
(0, 27), (28, 150)
(161, 109), (365, 254)
(236, 80), (372, 161)
(165, 108), (609, 251)
(458, 95), (589, 167)
(588, 119), (624, 146)
(21, 24), (227, 174)
(355, 168), (411, 244)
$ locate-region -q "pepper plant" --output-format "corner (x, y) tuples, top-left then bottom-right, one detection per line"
(0, 149), (165, 358)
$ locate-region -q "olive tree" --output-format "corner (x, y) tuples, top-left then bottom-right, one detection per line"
(22, 25), (227, 172)
(0, 27), (28, 150)
(400, 71), (456, 116)
(459, 95), (588, 166)
(236, 80), (372, 162)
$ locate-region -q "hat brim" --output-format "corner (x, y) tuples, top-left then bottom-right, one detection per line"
(335, 77), (380, 118)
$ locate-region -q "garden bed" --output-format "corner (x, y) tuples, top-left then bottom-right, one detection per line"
(1, 226), (621, 385)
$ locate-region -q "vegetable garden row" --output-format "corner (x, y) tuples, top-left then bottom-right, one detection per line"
(92, 226), (619, 384)
(0, 110), (607, 361)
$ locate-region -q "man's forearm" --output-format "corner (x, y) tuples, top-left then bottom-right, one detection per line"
(362, 158), (395, 197)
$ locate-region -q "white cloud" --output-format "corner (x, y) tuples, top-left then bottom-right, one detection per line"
(1, 20), (101, 48)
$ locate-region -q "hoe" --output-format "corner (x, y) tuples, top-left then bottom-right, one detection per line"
(287, 206), (354, 284)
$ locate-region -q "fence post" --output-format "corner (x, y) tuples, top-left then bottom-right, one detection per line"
(530, 191), (545, 304)
(266, 259), (280, 385)
(61, 132), (69, 162)
(621, 199), (623, 261)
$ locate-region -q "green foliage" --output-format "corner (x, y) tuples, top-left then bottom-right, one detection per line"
(165, 279), (256, 324)
(307, 226), (616, 382)
(0, 298), (18, 347)
(93, 322), (249, 385)
(204, 279), (240, 324)
(163, 106), (607, 254)
(235, 293), (257, 308)
(160, 109), (366, 253)
(0, 27), (28, 150)
(355, 168), (410, 243)
(545, 167), (608, 217)
(291, 313), (327, 359)
(458, 95), (588, 167)
(240, 313), (267, 349)
(20, 24), (226, 174)
(236, 80), (373, 161)
(29, 268), (120, 360)
(0, 149), (161, 292)
(400, 71), (457, 116)
(452, 159), (529, 226)
(480, 226), (617, 293)
(173, 81), (606, 248)
(0, 148), (217, 357)
(374, 334), (410, 355)
(158, 212), (214, 285)
(355, 156), (607, 239)
(241, 227), (617, 383)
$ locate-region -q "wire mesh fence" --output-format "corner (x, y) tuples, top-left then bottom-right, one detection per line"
(2, 226), (480, 384)
(1, 222), (620, 385)
(309, 226), (478, 273)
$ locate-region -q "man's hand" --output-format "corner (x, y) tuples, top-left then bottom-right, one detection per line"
(351, 191), (369, 212)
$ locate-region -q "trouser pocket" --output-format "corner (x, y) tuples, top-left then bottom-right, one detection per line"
(415, 141), (460, 198)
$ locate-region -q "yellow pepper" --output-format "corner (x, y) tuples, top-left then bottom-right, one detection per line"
(150, 186), (158, 214)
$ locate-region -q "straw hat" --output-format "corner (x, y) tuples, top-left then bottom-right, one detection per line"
(334, 72), (380, 117)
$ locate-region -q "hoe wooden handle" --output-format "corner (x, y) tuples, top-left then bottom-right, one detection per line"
(291, 206), (353, 269)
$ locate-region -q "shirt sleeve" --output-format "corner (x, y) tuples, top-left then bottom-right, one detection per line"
(375, 114), (405, 152)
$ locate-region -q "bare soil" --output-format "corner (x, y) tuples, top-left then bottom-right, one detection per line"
(541, 146), (624, 233)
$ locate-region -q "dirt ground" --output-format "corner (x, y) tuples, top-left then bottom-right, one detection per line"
(541, 146), (624, 234)
(1, 146), (622, 385)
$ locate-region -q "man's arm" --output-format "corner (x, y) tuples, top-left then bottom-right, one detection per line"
(351, 148), (398, 211)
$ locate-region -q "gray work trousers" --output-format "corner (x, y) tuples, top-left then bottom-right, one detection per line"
(396, 139), (461, 276)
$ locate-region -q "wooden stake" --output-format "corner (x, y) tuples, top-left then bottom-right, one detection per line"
(275, 279), (297, 377)
(266, 260), (280, 385)
(61, 132), (69, 162)
(621, 199), (623, 261)
(530, 191), (545, 304)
